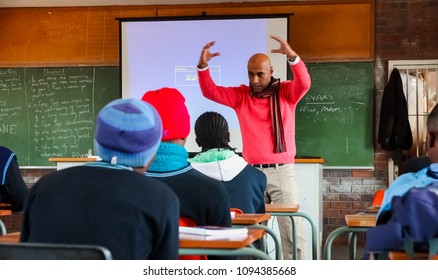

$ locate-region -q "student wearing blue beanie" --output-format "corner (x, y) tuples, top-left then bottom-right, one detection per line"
(20, 98), (180, 260)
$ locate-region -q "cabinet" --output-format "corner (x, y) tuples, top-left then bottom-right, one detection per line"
(267, 159), (323, 260)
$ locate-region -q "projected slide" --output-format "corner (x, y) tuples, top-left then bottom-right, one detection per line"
(121, 16), (288, 152)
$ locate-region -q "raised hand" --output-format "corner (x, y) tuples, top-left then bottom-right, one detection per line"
(198, 41), (220, 68)
(270, 35), (297, 59)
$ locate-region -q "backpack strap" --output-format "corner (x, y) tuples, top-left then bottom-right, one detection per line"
(428, 237), (438, 258)
(403, 238), (417, 259)
(403, 237), (438, 259)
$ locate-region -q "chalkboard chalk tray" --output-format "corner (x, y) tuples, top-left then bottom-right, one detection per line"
(295, 62), (374, 168)
(0, 67), (119, 167)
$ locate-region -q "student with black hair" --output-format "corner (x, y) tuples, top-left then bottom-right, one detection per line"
(378, 103), (438, 218)
(189, 111), (266, 214)
(0, 146), (28, 211)
(142, 89), (232, 229)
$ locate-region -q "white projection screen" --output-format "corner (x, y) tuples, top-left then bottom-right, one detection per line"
(119, 15), (289, 153)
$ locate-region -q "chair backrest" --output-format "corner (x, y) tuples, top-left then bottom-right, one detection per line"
(179, 217), (207, 260)
(230, 208), (244, 215)
(179, 217), (197, 227)
(0, 242), (112, 260)
(372, 190), (385, 207)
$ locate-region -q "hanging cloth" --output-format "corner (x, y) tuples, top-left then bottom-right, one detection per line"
(378, 68), (413, 162)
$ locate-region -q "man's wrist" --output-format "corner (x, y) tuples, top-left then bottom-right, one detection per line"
(287, 56), (300, 65)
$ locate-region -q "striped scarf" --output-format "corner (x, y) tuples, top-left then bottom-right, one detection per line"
(251, 77), (286, 153)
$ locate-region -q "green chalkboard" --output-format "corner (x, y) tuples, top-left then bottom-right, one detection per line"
(0, 67), (120, 166)
(295, 62), (374, 167)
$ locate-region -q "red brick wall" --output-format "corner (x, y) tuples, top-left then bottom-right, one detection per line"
(323, 0), (438, 245)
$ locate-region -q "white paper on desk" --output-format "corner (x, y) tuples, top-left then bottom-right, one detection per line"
(179, 233), (248, 241)
(179, 226), (247, 236)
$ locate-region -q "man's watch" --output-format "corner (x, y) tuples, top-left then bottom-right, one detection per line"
(287, 57), (297, 63)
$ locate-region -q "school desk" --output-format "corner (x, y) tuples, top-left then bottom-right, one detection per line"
(232, 213), (282, 260)
(323, 212), (377, 260)
(0, 231), (19, 243)
(265, 203), (318, 260)
(179, 228), (271, 260)
(0, 230), (271, 260)
(0, 204), (12, 235)
(388, 251), (437, 260)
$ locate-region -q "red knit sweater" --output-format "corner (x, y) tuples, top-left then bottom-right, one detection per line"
(197, 59), (311, 164)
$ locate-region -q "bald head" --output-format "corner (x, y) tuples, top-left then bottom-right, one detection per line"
(248, 53), (272, 71)
(247, 53), (273, 93)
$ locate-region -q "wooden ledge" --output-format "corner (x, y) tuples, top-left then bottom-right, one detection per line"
(48, 157), (99, 162)
(295, 158), (324, 164)
(232, 213), (271, 225)
(389, 251), (432, 260)
(265, 204), (300, 213)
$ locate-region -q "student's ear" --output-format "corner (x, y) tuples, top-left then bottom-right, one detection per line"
(226, 132), (230, 143)
(427, 131), (436, 149)
(195, 137), (201, 147)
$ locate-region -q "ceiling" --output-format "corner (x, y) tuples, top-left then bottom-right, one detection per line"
(0, 0), (291, 8)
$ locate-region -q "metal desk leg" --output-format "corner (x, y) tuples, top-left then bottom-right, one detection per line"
(323, 227), (368, 260)
(348, 232), (357, 260)
(0, 220), (6, 235)
(291, 217), (297, 260)
(237, 224), (283, 260)
(266, 211), (318, 260)
(289, 212), (317, 260)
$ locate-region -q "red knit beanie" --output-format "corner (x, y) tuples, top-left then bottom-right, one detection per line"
(141, 87), (190, 141)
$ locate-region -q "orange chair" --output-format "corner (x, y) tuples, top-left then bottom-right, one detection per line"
(230, 208), (243, 215)
(372, 190), (385, 207)
(179, 217), (207, 260)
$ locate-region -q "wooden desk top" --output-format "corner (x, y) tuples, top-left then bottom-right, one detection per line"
(0, 229), (265, 250)
(179, 228), (265, 249)
(345, 212), (377, 227)
(0, 203), (13, 215)
(232, 213), (271, 225)
(0, 232), (20, 243)
(265, 204), (300, 213)
(0, 210), (12, 216)
(388, 251), (432, 260)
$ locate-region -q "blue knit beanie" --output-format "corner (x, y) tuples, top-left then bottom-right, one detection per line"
(94, 98), (162, 167)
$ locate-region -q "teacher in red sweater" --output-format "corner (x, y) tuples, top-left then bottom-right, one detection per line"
(196, 35), (311, 260)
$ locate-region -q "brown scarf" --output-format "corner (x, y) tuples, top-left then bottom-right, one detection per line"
(251, 77), (286, 153)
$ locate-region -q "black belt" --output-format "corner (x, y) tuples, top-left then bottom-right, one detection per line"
(252, 163), (284, 168)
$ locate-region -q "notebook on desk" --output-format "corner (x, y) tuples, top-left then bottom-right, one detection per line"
(179, 226), (247, 236)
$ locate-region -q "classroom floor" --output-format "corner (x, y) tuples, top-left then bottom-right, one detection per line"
(330, 243), (366, 260)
